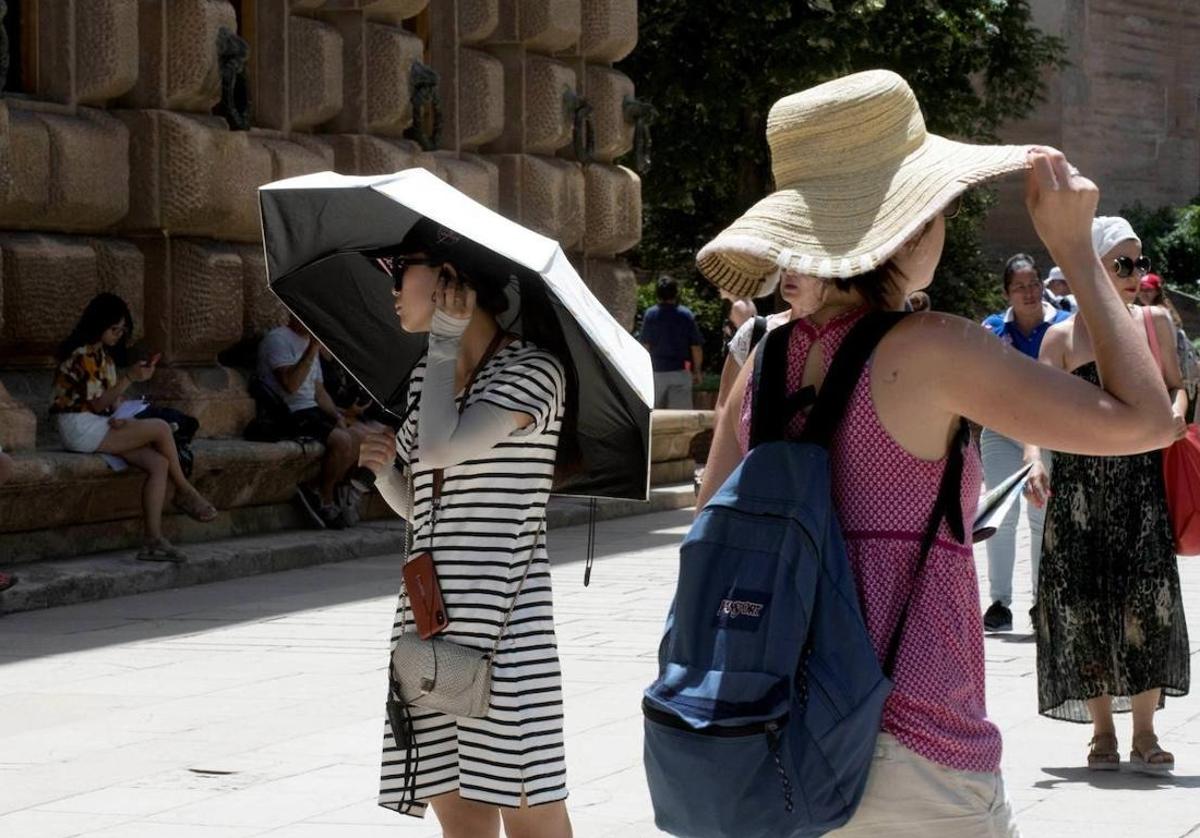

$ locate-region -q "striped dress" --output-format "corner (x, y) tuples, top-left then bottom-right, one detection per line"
(378, 339), (568, 817)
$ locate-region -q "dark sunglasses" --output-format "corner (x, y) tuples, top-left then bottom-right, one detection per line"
(372, 255), (440, 291)
(942, 194), (964, 220)
(1113, 255), (1151, 278)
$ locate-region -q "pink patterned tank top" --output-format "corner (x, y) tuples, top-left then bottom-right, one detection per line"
(737, 308), (1001, 773)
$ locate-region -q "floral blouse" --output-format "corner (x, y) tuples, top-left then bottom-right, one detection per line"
(50, 344), (118, 414)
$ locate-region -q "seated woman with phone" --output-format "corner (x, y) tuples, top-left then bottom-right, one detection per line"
(358, 222), (578, 838)
(51, 293), (217, 562)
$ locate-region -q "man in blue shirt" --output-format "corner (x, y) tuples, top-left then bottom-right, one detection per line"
(640, 277), (704, 409)
(978, 255), (1072, 633)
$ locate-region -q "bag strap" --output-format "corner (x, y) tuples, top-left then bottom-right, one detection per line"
(489, 519), (545, 659)
(749, 315), (768, 352)
(748, 319), (800, 448)
(800, 310), (907, 448)
(881, 419), (969, 677)
(1141, 305), (1163, 369)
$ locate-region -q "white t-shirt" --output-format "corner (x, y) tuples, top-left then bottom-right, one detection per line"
(727, 311), (793, 368)
(257, 326), (322, 413)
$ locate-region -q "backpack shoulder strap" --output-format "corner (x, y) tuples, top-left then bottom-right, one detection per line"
(749, 315), (768, 351)
(799, 310), (907, 449)
(748, 319), (799, 449)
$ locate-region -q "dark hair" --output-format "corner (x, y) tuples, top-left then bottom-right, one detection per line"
(656, 276), (679, 302)
(832, 265), (897, 311)
(386, 222), (582, 476)
(57, 293), (133, 364)
(1002, 253), (1038, 293)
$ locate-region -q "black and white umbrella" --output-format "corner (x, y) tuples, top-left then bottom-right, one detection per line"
(258, 168), (653, 501)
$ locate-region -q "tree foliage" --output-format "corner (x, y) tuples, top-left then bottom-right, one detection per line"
(618, 0), (1066, 365)
(1122, 199), (1200, 290)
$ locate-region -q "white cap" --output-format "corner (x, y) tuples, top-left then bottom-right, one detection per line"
(1091, 216), (1140, 259)
(1044, 266), (1066, 286)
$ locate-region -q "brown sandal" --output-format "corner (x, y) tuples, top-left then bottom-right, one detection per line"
(175, 490), (217, 523)
(1130, 732), (1174, 775)
(1087, 733), (1120, 771)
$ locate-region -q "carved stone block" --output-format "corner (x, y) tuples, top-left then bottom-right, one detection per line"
(583, 258), (636, 330)
(585, 64), (634, 163)
(0, 235), (97, 358)
(74, 0), (140, 105)
(458, 0), (500, 44)
(581, 0), (636, 62)
(497, 154), (585, 250)
(367, 25), (427, 136)
(0, 109), (51, 228)
(38, 109), (130, 232)
(259, 135), (335, 181)
(458, 48), (505, 149)
(121, 111), (271, 242)
(289, 16), (345, 130)
(584, 163), (640, 255)
(520, 0), (580, 54)
(0, 381), (36, 452)
(90, 238), (146, 344)
(327, 134), (423, 175)
(525, 56), (576, 155)
(143, 366), (255, 438)
(236, 245), (288, 338)
(364, 0), (432, 25)
(121, 0), (237, 112)
(434, 152), (500, 210)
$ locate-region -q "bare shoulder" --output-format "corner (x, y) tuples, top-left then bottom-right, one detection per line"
(883, 310), (998, 357)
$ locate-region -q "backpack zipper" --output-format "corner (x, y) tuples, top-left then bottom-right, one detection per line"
(642, 699), (787, 738)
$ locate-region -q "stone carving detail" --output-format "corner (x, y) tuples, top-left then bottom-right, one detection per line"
(215, 27), (252, 131)
(623, 95), (656, 173)
(563, 88), (595, 164)
(409, 61), (442, 151)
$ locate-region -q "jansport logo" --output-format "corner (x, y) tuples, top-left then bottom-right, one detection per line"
(713, 589), (770, 631)
(718, 599), (764, 618)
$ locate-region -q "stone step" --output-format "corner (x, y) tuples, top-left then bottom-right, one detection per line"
(0, 484), (696, 615)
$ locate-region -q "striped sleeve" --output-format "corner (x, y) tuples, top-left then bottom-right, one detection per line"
(476, 350), (565, 437)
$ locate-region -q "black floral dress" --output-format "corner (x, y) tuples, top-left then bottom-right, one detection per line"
(1034, 362), (1190, 722)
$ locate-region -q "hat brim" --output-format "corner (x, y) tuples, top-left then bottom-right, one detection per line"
(697, 134), (1031, 298)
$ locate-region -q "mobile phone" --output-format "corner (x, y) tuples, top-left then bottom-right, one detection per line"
(403, 552), (450, 639)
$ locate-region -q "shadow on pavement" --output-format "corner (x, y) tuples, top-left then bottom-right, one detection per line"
(1035, 766), (1200, 790)
(0, 509), (692, 662)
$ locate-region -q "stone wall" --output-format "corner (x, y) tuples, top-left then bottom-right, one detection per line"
(984, 0), (1200, 269)
(0, 0), (643, 452)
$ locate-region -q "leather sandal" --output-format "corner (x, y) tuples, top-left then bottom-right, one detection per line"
(137, 538), (188, 564)
(1087, 733), (1120, 771)
(1130, 732), (1174, 775)
(175, 490), (217, 523)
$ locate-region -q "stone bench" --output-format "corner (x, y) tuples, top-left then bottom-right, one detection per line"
(0, 409), (715, 564)
(0, 439), (378, 563)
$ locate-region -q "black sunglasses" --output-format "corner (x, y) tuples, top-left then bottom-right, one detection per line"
(942, 194), (963, 220)
(372, 255), (441, 291)
(1113, 255), (1151, 278)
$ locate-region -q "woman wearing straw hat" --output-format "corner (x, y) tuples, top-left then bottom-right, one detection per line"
(696, 70), (1177, 835)
(1024, 218), (1189, 776)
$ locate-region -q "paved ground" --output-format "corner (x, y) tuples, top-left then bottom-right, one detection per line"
(1, 506), (1198, 837)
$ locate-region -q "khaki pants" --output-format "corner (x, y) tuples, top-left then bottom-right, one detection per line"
(827, 735), (1020, 838)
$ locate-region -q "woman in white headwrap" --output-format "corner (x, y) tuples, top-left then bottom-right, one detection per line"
(1024, 216), (1190, 775)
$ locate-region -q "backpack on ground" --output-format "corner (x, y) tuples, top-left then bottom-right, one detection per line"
(643, 312), (967, 838)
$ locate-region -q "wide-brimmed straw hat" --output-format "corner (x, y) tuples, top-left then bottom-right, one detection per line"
(697, 70), (1032, 298)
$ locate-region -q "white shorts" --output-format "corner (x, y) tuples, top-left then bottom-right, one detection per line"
(827, 735), (1020, 838)
(56, 412), (112, 454)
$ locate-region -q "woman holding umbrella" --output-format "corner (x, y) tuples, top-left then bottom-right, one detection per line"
(358, 222), (576, 837)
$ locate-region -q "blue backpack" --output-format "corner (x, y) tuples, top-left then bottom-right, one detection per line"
(643, 312), (967, 837)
